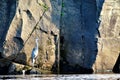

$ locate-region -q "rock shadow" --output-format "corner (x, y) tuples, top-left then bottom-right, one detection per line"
(0, 0), (17, 49)
(112, 53), (120, 73)
(0, 37), (26, 75)
(51, 0), (105, 74)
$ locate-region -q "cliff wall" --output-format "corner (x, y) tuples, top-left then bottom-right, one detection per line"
(0, 0), (120, 74)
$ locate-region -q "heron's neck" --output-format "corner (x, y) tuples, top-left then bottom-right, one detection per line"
(36, 41), (38, 49)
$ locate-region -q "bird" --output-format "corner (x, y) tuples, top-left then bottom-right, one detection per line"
(31, 38), (39, 67)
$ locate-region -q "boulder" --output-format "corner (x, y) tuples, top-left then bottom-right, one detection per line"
(0, 59), (11, 75)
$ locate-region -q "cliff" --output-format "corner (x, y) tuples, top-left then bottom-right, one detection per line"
(0, 0), (61, 74)
(93, 0), (120, 73)
(0, 0), (120, 74)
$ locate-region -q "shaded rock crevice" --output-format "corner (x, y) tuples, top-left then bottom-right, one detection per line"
(0, 0), (17, 48)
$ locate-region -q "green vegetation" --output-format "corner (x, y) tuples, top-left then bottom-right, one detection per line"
(62, 2), (64, 7)
(61, 1), (65, 17)
(61, 12), (64, 16)
(38, 3), (49, 11)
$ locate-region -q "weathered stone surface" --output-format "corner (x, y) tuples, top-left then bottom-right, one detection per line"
(3, 37), (23, 60)
(0, 0), (61, 74)
(29, 68), (41, 74)
(93, 0), (120, 73)
(8, 62), (42, 74)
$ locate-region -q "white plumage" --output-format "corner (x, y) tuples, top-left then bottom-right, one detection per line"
(31, 38), (39, 66)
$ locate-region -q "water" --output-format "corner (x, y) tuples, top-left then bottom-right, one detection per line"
(0, 74), (120, 80)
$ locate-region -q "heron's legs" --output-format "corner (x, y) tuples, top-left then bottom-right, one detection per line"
(32, 59), (35, 67)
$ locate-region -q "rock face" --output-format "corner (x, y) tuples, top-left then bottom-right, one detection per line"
(0, 0), (61, 74)
(60, 0), (100, 73)
(60, 0), (120, 73)
(0, 0), (120, 74)
(93, 0), (120, 73)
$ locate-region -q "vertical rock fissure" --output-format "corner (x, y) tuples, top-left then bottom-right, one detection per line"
(80, 0), (85, 67)
(59, 0), (64, 74)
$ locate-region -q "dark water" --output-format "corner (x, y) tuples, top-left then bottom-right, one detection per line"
(0, 74), (120, 80)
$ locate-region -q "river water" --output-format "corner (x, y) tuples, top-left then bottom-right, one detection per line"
(0, 74), (120, 80)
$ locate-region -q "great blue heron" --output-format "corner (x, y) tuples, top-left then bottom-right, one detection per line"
(31, 38), (39, 66)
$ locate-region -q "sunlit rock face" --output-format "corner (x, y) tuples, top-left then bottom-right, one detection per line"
(93, 0), (120, 73)
(0, 0), (61, 73)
